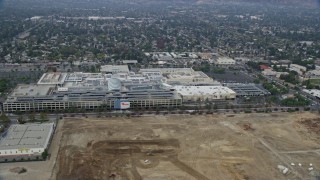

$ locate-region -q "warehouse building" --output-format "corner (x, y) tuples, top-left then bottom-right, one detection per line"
(0, 123), (55, 162)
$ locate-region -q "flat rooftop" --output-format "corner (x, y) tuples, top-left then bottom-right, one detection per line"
(0, 123), (55, 150)
(140, 68), (194, 73)
(122, 60), (138, 64)
(100, 65), (129, 73)
(38, 73), (67, 85)
(173, 86), (236, 96)
(217, 57), (235, 62)
(10, 84), (53, 97)
(167, 71), (209, 79)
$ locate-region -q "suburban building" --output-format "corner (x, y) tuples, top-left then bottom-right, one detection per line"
(289, 64), (307, 75)
(303, 89), (320, 99)
(198, 53), (213, 60)
(262, 69), (289, 78)
(122, 60), (138, 64)
(278, 60), (292, 65)
(215, 57), (236, 65)
(305, 70), (320, 79)
(150, 52), (174, 61)
(0, 123), (55, 162)
(262, 69), (277, 76)
(100, 65), (130, 74)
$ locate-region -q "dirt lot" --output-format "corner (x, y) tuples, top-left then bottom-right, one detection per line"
(54, 112), (320, 180)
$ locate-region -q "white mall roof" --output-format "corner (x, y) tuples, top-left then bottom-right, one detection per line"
(173, 86), (236, 96)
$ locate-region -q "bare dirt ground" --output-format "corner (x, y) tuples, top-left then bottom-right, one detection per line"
(52, 112), (320, 180)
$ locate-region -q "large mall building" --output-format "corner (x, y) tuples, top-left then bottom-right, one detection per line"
(2, 66), (239, 112)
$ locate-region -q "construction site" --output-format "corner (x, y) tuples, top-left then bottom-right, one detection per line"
(53, 112), (320, 180)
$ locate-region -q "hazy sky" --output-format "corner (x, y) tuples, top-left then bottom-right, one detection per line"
(0, 0), (319, 9)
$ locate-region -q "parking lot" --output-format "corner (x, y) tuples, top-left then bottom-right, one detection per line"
(208, 70), (254, 83)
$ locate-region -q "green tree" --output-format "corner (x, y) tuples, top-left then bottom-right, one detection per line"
(253, 79), (260, 84)
(96, 53), (106, 60)
(41, 149), (49, 160)
(28, 113), (36, 121)
(40, 112), (48, 122)
(0, 113), (10, 124)
(90, 65), (97, 73)
(281, 94), (310, 106)
(279, 72), (299, 85)
(17, 115), (26, 124)
(0, 79), (9, 93)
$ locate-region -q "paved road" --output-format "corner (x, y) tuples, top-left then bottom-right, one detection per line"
(258, 138), (304, 179)
(4, 106), (312, 122)
(279, 149), (320, 154)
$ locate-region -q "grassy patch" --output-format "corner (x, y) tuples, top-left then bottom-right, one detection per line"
(309, 79), (320, 86)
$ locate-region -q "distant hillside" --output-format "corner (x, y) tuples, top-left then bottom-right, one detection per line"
(3, 0), (319, 9)
(155, 0), (320, 7)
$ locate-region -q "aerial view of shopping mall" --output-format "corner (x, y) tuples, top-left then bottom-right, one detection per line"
(1, 0), (320, 179)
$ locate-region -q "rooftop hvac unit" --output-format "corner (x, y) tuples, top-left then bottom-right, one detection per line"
(58, 87), (68, 92)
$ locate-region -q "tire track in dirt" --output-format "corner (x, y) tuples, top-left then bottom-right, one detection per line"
(169, 157), (210, 180)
